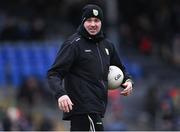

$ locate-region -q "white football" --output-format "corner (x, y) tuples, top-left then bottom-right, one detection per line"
(108, 65), (124, 90)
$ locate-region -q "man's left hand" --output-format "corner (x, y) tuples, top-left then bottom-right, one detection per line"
(120, 81), (133, 96)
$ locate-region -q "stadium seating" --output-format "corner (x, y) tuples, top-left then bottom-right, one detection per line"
(0, 41), (141, 87)
(0, 41), (60, 86)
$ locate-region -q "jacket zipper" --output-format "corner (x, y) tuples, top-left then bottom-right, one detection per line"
(96, 43), (106, 88)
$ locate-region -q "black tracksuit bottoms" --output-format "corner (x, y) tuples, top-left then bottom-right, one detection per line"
(70, 113), (104, 131)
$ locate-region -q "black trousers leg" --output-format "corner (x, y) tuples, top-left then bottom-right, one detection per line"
(70, 114), (104, 131)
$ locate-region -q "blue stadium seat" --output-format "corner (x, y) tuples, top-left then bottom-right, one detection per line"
(0, 42), (62, 86)
(10, 65), (21, 86)
(130, 62), (143, 79)
(0, 56), (6, 86)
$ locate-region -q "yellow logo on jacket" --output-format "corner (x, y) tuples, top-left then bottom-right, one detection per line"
(105, 48), (109, 55)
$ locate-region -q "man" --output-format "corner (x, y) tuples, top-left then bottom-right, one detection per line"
(47, 4), (133, 131)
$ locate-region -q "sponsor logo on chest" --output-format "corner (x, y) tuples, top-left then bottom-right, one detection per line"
(84, 49), (92, 53)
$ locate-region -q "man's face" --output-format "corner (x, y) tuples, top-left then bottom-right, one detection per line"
(83, 17), (102, 36)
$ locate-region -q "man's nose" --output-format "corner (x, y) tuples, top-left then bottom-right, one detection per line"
(90, 21), (96, 26)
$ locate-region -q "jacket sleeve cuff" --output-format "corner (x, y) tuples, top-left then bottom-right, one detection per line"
(125, 79), (134, 85)
(55, 91), (67, 100)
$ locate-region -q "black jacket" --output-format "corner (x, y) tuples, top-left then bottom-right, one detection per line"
(47, 27), (132, 120)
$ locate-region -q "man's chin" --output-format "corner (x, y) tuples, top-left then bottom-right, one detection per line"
(89, 31), (98, 36)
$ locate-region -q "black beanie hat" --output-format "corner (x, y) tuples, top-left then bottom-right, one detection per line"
(81, 4), (103, 23)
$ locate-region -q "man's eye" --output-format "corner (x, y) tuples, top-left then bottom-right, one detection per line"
(94, 19), (100, 22)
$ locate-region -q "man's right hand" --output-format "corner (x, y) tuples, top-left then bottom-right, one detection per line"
(58, 95), (74, 113)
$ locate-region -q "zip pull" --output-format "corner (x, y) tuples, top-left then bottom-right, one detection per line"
(100, 80), (106, 88)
